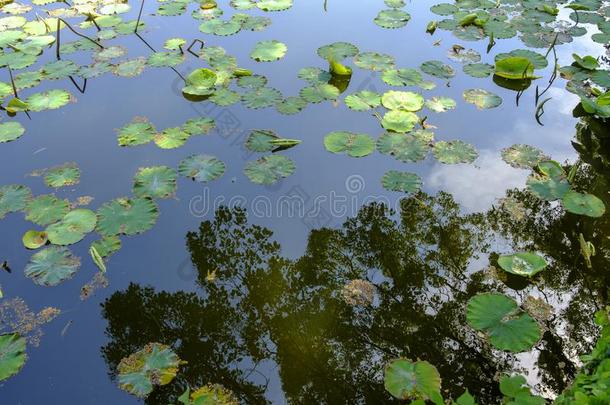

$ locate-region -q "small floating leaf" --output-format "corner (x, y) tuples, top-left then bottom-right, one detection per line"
(153, 127), (189, 149)
(276, 97), (307, 114)
(250, 40), (287, 62)
(344, 91), (381, 111)
(0, 122), (25, 143)
(381, 91), (424, 112)
(0, 333), (27, 381)
(463, 63), (494, 78)
(425, 97), (456, 112)
(178, 155), (226, 182)
(501, 144), (548, 169)
(562, 191), (605, 217)
(463, 88), (502, 109)
(381, 171), (422, 193)
(91, 236), (121, 258)
(43, 164), (80, 188)
(25, 195), (69, 226)
(24, 246), (80, 286)
(324, 131), (375, 157)
(421, 60), (455, 79)
(0, 184), (31, 219)
(242, 87), (282, 108)
(495, 57), (538, 80)
(182, 68), (217, 96)
(244, 155), (295, 184)
(256, 0), (293, 11)
(384, 358), (442, 402)
(317, 42), (359, 61)
(498, 252), (548, 277)
(22, 230), (48, 249)
(133, 166), (177, 199)
(25, 90), (71, 112)
(354, 52), (395, 71)
(381, 68), (423, 87)
(118, 119), (156, 146)
(495, 49), (548, 69)
(112, 58), (147, 78)
(46, 209), (97, 245)
(377, 131), (432, 162)
(381, 110), (419, 133)
(300, 84), (339, 103)
(96, 198), (159, 237)
(374, 9), (411, 29)
(433, 140), (478, 164)
(89, 246), (106, 273)
(467, 293), (541, 352)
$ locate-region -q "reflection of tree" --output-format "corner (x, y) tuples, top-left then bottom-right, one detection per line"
(101, 118), (610, 403)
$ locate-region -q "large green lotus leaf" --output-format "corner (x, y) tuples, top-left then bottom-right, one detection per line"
(118, 120), (156, 146)
(526, 166), (570, 201)
(117, 343), (182, 398)
(463, 88), (502, 109)
(425, 97), (456, 112)
(79, 62), (113, 79)
(0, 184), (31, 219)
(324, 131), (375, 157)
(44, 164), (80, 188)
(182, 117), (215, 136)
(113, 58), (147, 77)
(199, 18), (241, 36)
(466, 293), (541, 352)
(22, 230), (48, 249)
(384, 358), (442, 402)
(297, 67), (331, 84)
(498, 252), (547, 277)
(153, 127), (189, 149)
(463, 63), (494, 78)
(495, 49), (548, 69)
(178, 154), (226, 182)
(242, 87), (282, 108)
(0, 30), (26, 48)
(344, 91), (381, 111)
(382, 91), (424, 112)
(495, 57), (538, 80)
(156, 1), (187, 16)
(0, 122), (25, 143)
(433, 140), (478, 164)
(354, 52), (395, 71)
(209, 88), (240, 106)
(483, 19), (516, 39)
(94, 45), (127, 61)
(182, 68), (217, 95)
(13, 70), (42, 90)
(381, 110), (419, 133)
(447, 46), (480, 63)
(0, 52), (37, 69)
(250, 40), (287, 62)
(276, 96), (307, 115)
(46, 209), (97, 245)
(163, 37), (186, 51)
(421, 60), (455, 79)
(377, 131), (432, 162)
(257, 0), (293, 11)
(501, 144), (548, 169)
(42, 60), (78, 80)
(0, 333), (27, 381)
(317, 42), (359, 61)
(237, 74), (267, 89)
(25, 194), (69, 226)
(96, 197), (159, 236)
(591, 70), (610, 88)
(374, 9), (411, 28)
(244, 155), (295, 184)
(241, 15), (272, 31)
(499, 375), (545, 404)
(381, 171), (422, 193)
(133, 166), (177, 199)
(562, 191), (605, 217)
(245, 129), (279, 152)
(430, 3), (457, 15)
(25, 89), (71, 112)
(300, 84), (339, 103)
(147, 52), (185, 68)
(24, 246), (80, 286)
(381, 68), (423, 87)
(91, 236), (122, 258)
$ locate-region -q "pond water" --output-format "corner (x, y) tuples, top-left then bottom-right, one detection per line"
(0, 0), (609, 403)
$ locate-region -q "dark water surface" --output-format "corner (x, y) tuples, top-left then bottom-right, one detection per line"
(0, 0), (609, 403)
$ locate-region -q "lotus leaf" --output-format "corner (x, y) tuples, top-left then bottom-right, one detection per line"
(178, 155), (226, 182)
(501, 144), (548, 169)
(182, 117), (215, 136)
(377, 131), (432, 162)
(113, 58), (147, 77)
(354, 52), (395, 71)
(562, 191), (605, 217)
(433, 140), (478, 164)
(24, 246), (80, 286)
(22, 230), (48, 249)
(96, 197), (159, 236)
(46, 209), (97, 245)
(374, 9), (411, 29)
(250, 40), (287, 62)
(0, 122), (25, 143)
(242, 87), (282, 108)
(133, 166), (177, 199)
(25, 89), (71, 112)
(257, 0), (293, 11)
(425, 97), (456, 112)
(463, 62), (494, 78)
(344, 91), (381, 111)
(384, 358), (442, 402)
(276, 97), (307, 114)
(324, 131), (375, 157)
(381, 91), (424, 111)
(244, 155), (295, 184)
(381, 68), (423, 87)
(381, 171), (422, 193)
(154, 127), (189, 149)
(91, 236), (121, 258)
(118, 120), (156, 146)
(25, 194), (69, 226)
(498, 252), (548, 277)
(0, 333), (27, 381)
(0, 184), (31, 218)
(463, 88), (502, 109)
(421, 60), (455, 79)
(381, 110), (419, 133)
(43, 164), (80, 188)
(300, 84), (339, 103)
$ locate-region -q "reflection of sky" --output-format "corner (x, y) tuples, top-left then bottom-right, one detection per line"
(0, 0), (603, 402)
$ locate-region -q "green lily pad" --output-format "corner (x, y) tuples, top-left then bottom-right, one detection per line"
(0, 333), (27, 381)
(117, 343), (182, 398)
(153, 127), (189, 149)
(199, 17), (241, 36)
(298, 67), (332, 84)
(381, 171), (422, 193)
(182, 117), (215, 136)
(433, 140), (478, 164)
(244, 155), (295, 184)
(25, 89), (71, 112)
(250, 40), (287, 62)
(447, 46), (480, 63)
(299, 84), (339, 103)
(495, 57), (538, 80)
(178, 154), (226, 182)
(467, 293), (541, 352)
(463, 63), (494, 78)
(381, 68), (423, 87)
(377, 131), (432, 162)
(25, 194), (69, 226)
(526, 163), (570, 201)
(94, 46), (127, 61)
(242, 87), (282, 108)
(421, 60), (455, 79)
(276, 96), (308, 114)
(157, 1), (186, 16)
(381, 110), (419, 133)
(43, 164), (80, 188)
(0, 122), (25, 143)
(112, 58), (147, 78)
(163, 38), (186, 51)
(430, 3), (457, 15)
(324, 131), (375, 157)
(182, 68), (217, 96)
(208, 88), (240, 106)
(42, 60), (79, 80)
(147, 52), (185, 68)
(237, 75), (268, 89)
(24, 246), (80, 286)
(317, 42), (359, 61)
(344, 91), (382, 111)
(133, 166), (177, 199)
(22, 230), (48, 249)
(79, 62), (113, 79)
(562, 191), (605, 217)
(498, 252), (548, 277)
(257, 0), (293, 11)
(425, 97), (456, 112)
(241, 15), (272, 31)
(0, 184), (31, 219)
(463, 88), (502, 109)
(91, 236), (121, 258)
(384, 358), (442, 402)
(501, 144), (548, 169)
(354, 52), (395, 71)
(495, 49), (548, 69)
(45, 209), (97, 245)
(14, 71), (42, 90)
(96, 197), (159, 236)
(118, 119), (156, 146)
(374, 9), (411, 29)
(381, 91), (424, 111)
